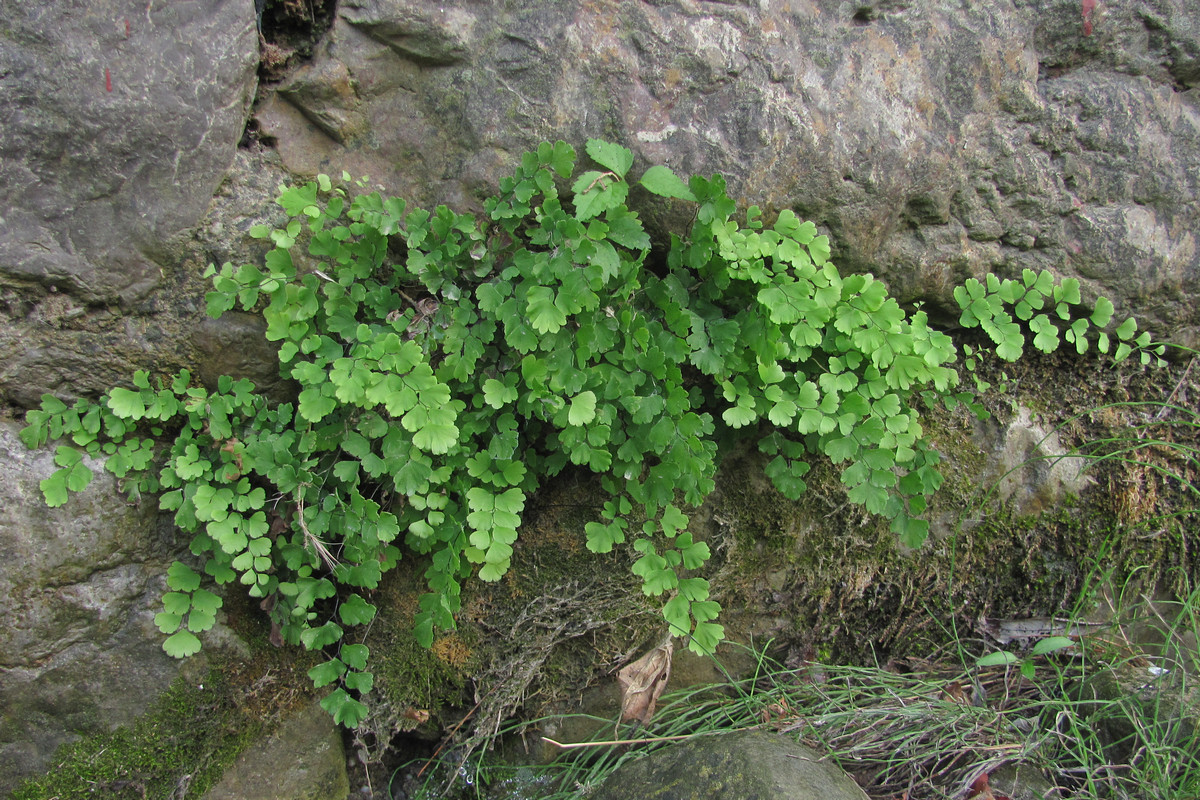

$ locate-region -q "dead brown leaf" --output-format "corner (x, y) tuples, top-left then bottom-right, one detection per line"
(941, 680), (968, 704)
(967, 771), (1012, 800)
(404, 707), (431, 724)
(617, 634), (674, 725)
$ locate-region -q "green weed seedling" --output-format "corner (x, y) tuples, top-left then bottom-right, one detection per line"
(976, 635), (1077, 681)
(21, 140), (1162, 725)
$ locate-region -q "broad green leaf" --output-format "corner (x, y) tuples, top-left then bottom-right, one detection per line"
(1031, 636), (1076, 656)
(548, 140), (576, 178)
(162, 592), (192, 616)
(208, 516), (247, 555)
(808, 235), (831, 265)
(1066, 318), (1090, 353)
(976, 650), (1020, 667)
(995, 332), (1024, 361)
(689, 620), (725, 654)
(190, 588), (222, 615)
(341, 643), (370, 671)
(107, 387), (146, 420)
(483, 378), (517, 408)
(40, 470), (70, 507)
(412, 420), (459, 455)
(571, 171), (630, 220)
(586, 139), (634, 178)
(568, 391), (597, 426)
(308, 658), (346, 688)
(333, 461), (360, 483)
(589, 239), (621, 284)
(660, 505), (688, 537)
(1091, 296), (1114, 327)
(500, 459), (527, 486)
(414, 614), (435, 649)
(300, 621), (344, 650)
(1030, 315), (1059, 353)
(722, 401), (757, 428)
(278, 182), (319, 216)
(298, 386), (337, 422)
(605, 209), (651, 250)
(321, 688), (369, 727)
(339, 594), (377, 626)
(477, 282), (510, 313)
(887, 511), (926, 547)
(585, 520), (626, 553)
(527, 286), (568, 334)
(167, 561), (202, 592)
(663, 594), (690, 636)
(825, 436), (858, 462)
(1055, 278), (1082, 305)
(186, 609), (217, 632)
(757, 281), (810, 325)
(640, 165), (697, 201)
(206, 289), (237, 318)
(345, 670), (374, 693)
(479, 561), (508, 581)
(163, 629), (202, 658)
(676, 533), (709, 568)
(635, 557), (677, 595)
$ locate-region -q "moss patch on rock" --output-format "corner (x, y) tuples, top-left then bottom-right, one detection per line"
(10, 592), (321, 800)
(707, 349), (1199, 669)
(13, 668), (261, 800)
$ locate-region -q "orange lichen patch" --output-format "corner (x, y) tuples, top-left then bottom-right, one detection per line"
(431, 634), (473, 669)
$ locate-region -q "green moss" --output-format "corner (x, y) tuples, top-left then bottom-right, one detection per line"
(10, 667), (264, 800)
(373, 615), (480, 717)
(10, 589), (322, 800)
(707, 388), (1193, 668)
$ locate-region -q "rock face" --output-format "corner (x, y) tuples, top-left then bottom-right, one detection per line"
(4, 0), (1199, 401)
(0, 422), (182, 797)
(595, 730), (869, 800)
(0, 0), (258, 304)
(0, 0), (260, 407)
(256, 0), (1200, 343)
(983, 404), (1093, 516)
(200, 699), (349, 800)
(2, 0), (1200, 796)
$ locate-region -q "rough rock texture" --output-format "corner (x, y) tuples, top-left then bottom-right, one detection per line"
(256, 0), (1200, 343)
(1, 0), (1199, 796)
(989, 763), (1061, 800)
(0, 0), (261, 407)
(199, 699), (349, 800)
(0, 421), (182, 796)
(0, 0), (258, 303)
(6, 0), (1200, 401)
(982, 404), (1093, 516)
(595, 730), (869, 800)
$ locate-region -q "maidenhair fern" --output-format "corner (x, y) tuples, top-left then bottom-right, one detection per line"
(20, 139), (1162, 726)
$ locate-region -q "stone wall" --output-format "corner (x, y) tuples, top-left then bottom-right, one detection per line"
(0, 422), (179, 795)
(1, 0), (1198, 794)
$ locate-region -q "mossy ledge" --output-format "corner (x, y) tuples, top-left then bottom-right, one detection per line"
(10, 594), (322, 800)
